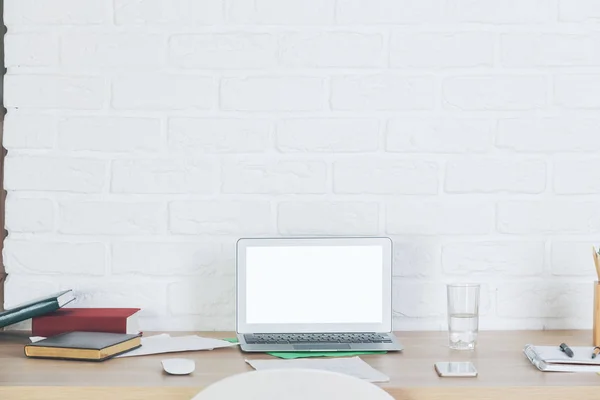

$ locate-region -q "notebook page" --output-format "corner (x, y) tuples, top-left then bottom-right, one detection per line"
(532, 345), (600, 365)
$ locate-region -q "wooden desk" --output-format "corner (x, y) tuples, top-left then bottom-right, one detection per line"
(1, 330), (599, 400)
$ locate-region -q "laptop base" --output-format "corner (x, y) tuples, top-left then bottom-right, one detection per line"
(237, 332), (403, 352)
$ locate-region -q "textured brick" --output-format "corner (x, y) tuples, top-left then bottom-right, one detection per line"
(3, 111), (56, 149)
(445, 158), (546, 193)
(4, 240), (105, 275)
(386, 118), (492, 153)
(497, 283), (591, 318)
(391, 32), (494, 68)
(221, 77), (325, 111)
(443, 76), (547, 110)
(170, 34), (278, 69)
(5, 0), (107, 25)
(112, 159), (218, 194)
(337, 0), (445, 24)
(559, 0), (600, 22)
(169, 201), (272, 235)
(112, 75), (215, 110)
(554, 75), (600, 109)
(497, 201), (600, 234)
(280, 32), (384, 68)
(59, 202), (165, 235)
(277, 119), (379, 153)
(168, 118), (271, 153)
(501, 34), (600, 67)
(387, 201), (493, 235)
(554, 160), (600, 194)
(228, 0), (335, 24)
(5, 34), (59, 67)
(331, 75), (435, 110)
(5, 197), (54, 233)
(552, 242), (599, 276)
(497, 118), (600, 153)
(392, 240), (439, 277)
(393, 281), (446, 317)
(447, 0), (557, 23)
(278, 202), (379, 235)
(112, 242), (234, 276)
(222, 160), (328, 194)
(115, 0), (223, 25)
(168, 278), (234, 317)
(5, 75), (104, 109)
(58, 117), (161, 153)
(442, 242), (545, 276)
(334, 159), (439, 194)
(5, 156), (105, 193)
(62, 34), (165, 68)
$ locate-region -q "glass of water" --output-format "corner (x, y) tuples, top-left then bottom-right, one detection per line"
(447, 283), (480, 350)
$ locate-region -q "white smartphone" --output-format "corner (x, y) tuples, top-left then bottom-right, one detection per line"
(434, 361), (478, 377)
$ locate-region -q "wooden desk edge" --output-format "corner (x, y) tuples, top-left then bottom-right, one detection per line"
(1, 386), (599, 400)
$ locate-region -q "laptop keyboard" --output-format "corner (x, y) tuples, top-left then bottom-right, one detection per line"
(243, 333), (393, 344)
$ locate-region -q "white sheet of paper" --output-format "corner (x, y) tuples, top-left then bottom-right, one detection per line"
(143, 333), (171, 340)
(29, 336), (46, 343)
(245, 356), (389, 383)
(115, 334), (237, 358)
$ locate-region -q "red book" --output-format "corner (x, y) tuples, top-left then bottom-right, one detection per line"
(31, 308), (141, 337)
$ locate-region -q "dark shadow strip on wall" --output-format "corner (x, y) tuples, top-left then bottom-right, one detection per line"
(1, 0), (6, 315)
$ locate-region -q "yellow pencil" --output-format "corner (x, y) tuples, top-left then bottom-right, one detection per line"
(593, 246), (600, 280)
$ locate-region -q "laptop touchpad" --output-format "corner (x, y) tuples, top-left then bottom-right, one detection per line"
(293, 344), (351, 350)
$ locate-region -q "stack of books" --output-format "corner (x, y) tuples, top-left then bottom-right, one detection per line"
(1, 290), (143, 361)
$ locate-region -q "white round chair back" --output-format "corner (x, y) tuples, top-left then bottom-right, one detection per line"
(191, 368), (393, 400)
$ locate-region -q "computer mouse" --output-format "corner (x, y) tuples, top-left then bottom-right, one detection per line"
(161, 358), (195, 375)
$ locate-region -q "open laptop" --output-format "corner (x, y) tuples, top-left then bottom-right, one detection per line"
(236, 237), (403, 352)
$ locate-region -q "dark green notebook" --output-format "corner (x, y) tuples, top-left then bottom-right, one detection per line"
(223, 338), (387, 359)
(0, 290), (75, 329)
(25, 331), (142, 361)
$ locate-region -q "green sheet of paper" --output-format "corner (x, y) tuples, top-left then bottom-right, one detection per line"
(223, 338), (386, 359)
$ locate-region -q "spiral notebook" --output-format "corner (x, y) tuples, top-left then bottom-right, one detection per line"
(523, 344), (600, 372)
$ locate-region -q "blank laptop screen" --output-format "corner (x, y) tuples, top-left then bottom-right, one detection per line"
(245, 245), (383, 325)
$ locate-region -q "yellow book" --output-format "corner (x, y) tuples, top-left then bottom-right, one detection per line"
(25, 331), (142, 361)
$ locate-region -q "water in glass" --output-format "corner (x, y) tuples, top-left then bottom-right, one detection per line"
(448, 312), (478, 350)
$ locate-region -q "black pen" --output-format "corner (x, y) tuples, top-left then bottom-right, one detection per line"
(560, 343), (574, 358)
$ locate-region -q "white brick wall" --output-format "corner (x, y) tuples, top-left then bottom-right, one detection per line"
(169, 118), (271, 154)
(331, 75), (434, 110)
(58, 117), (162, 153)
(390, 32), (494, 68)
(5, 156), (106, 193)
(111, 159), (218, 194)
(443, 75), (548, 110)
(445, 158), (546, 193)
(4, 0), (600, 332)
(5, 34), (59, 68)
(170, 34), (278, 69)
(5, 76), (105, 109)
(112, 75), (215, 110)
(62, 34), (166, 69)
(221, 77), (325, 111)
(169, 201), (272, 235)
